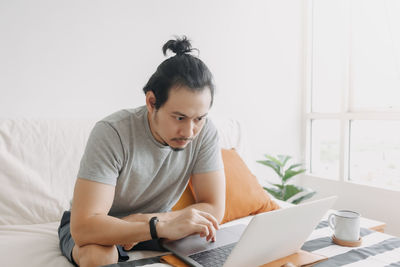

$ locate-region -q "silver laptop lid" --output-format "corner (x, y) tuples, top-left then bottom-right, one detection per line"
(223, 196), (337, 267)
(162, 196), (337, 267)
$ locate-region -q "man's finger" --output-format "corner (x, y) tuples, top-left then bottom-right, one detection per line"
(195, 210), (219, 240)
(204, 220), (216, 242)
(197, 210), (220, 230)
(193, 215), (216, 242)
(195, 224), (209, 238)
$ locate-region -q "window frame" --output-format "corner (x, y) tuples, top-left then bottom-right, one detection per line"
(302, 0), (400, 188)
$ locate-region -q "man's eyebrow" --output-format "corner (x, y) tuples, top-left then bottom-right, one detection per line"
(171, 111), (188, 117)
(171, 112), (208, 118)
(198, 113), (208, 118)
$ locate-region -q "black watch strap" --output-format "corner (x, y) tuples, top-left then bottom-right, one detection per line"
(149, 216), (159, 240)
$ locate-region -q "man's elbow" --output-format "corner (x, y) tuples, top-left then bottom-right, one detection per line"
(214, 200), (226, 223)
(207, 193), (225, 223)
(70, 217), (91, 247)
(216, 210), (225, 224)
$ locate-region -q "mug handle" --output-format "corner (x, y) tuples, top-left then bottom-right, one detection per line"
(328, 213), (336, 230)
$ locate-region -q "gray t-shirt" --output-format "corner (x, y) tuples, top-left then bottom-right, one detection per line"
(77, 106), (223, 218)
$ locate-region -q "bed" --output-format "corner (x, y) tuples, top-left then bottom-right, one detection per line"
(1, 118), (399, 267)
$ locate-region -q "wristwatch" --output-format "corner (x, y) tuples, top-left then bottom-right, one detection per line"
(149, 216), (159, 240)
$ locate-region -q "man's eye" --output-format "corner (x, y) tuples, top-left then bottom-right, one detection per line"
(195, 117), (205, 123)
(176, 117), (184, 121)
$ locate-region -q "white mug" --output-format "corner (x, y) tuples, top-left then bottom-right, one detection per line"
(328, 210), (360, 242)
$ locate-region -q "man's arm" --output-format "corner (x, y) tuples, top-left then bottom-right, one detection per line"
(122, 170), (225, 224)
(120, 170), (225, 248)
(70, 178), (151, 247)
(70, 178), (219, 247)
(160, 169), (225, 242)
(186, 170), (226, 223)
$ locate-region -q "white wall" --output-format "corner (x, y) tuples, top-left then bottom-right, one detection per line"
(1, 0), (398, 238)
(0, 0), (304, 178)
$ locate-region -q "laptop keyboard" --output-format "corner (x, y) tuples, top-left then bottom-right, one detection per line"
(188, 242), (237, 267)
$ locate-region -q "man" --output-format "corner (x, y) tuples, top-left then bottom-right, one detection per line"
(58, 36), (226, 267)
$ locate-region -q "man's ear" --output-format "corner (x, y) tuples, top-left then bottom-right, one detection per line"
(145, 91), (157, 114)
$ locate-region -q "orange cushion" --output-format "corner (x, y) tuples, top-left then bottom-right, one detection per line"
(172, 148), (280, 223)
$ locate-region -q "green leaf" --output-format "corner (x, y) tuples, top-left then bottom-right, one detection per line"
(277, 155), (291, 167)
(283, 169), (306, 182)
(291, 191), (317, 204)
(264, 154), (284, 167)
(264, 187), (283, 200)
(287, 163), (303, 171)
(256, 160), (282, 178)
(271, 183), (284, 190)
(282, 184), (303, 201)
(265, 181), (283, 190)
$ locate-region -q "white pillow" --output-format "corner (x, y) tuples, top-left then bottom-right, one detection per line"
(0, 119), (95, 225)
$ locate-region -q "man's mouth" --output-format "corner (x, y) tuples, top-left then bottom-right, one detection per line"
(172, 138), (193, 146)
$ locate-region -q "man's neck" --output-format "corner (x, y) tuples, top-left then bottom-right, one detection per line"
(147, 112), (167, 146)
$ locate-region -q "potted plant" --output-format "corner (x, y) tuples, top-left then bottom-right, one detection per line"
(257, 154), (316, 204)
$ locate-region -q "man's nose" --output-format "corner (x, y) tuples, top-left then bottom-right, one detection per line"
(179, 120), (194, 138)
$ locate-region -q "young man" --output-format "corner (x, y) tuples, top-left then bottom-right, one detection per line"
(58, 36), (226, 267)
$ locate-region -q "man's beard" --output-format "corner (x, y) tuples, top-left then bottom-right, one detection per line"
(169, 138), (193, 152)
(171, 147), (185, 152)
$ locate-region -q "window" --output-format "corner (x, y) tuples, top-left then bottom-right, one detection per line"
(305, 0), (400, 190)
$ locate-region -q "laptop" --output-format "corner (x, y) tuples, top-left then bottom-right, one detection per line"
(162, 196), (337, 267)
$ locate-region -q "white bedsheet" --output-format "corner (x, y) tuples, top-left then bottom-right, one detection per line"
(0, 218), (253, 267)
(0, 221), (169, 267)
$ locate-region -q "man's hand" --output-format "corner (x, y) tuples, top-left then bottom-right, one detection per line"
(119, 209), (217, 249)
(158, 208), (219, 242)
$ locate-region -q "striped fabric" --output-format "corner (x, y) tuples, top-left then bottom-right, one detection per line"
(302, 220), (400, 267)
(112, 219), (400, 267)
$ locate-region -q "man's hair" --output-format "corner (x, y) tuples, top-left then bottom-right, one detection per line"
(143, 36), (215, 110)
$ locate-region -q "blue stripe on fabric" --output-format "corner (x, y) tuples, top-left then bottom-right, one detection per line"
(316, 220), (329, 229)
(302, 227), (373, 252)
(384, 261), (400, 267)
(313, 237), (400, 267)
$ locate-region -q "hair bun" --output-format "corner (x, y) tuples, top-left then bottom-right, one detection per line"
(162, 36), (194, 56)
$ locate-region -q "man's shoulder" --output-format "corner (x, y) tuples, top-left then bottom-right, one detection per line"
(91, 106), (147, 140)
(100, 106), (146, 125)
(198, 117), (218, 139)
